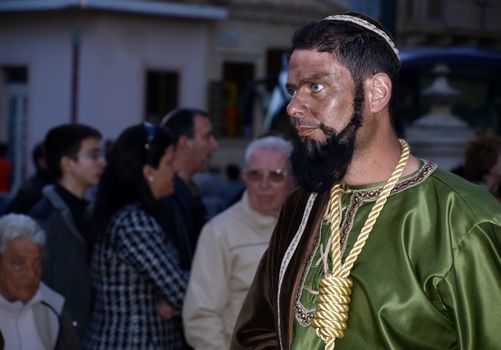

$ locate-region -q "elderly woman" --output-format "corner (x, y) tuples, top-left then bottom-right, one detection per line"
(0, 213), (79, 349)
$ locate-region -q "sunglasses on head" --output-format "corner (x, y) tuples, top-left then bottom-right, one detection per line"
(245, 169), (288, 184)
(143, 122), (155, 150)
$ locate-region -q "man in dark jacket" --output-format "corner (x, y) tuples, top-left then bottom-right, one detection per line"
(29, 124), (106, 339)
(5, 143), (53, 214)
(160, 108), (219, 270)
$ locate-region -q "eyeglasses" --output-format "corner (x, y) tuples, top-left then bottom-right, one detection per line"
(80, 149), (105, 162)
(143, 122), (156, 150)
(245, 169), (288, 184)
(74, 146), (105, 162)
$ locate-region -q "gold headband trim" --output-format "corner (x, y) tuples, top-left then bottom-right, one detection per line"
(323, 14), (399, 59)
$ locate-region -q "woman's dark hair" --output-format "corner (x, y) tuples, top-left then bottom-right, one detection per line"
(91, 123), (173, 244)
(464, 130), (501, 182)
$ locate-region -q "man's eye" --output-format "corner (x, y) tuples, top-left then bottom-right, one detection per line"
(311, 83), (324, 92)
(11, 260), (26, 269)
(286, 88), (296, 98)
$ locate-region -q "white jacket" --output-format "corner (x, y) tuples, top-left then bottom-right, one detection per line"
(183, 192), (278, 350)
(0, 282), (64, 350)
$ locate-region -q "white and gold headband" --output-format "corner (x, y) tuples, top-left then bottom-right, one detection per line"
(323, 14), (399, 59)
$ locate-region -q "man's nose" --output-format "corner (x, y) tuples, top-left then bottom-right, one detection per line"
(286, 91), (307, 119)
(25, 265), (38, 280)
(210, 136), (219, 151)
(259, 175), (272, 189)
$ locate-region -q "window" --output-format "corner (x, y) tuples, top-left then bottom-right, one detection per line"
(1, 66), (28, 193)
(144, 70), (178, 123)
(427, 0), (443, 19)
(266, 49), (288, 91)
(406, 0), (415, 19)
(221, 62), (254, 138)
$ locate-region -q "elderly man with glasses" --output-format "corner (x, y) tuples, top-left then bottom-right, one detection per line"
(182, 136), (295, 350)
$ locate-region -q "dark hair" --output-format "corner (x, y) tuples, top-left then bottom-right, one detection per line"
(91, 123), (173, 242)
(160, 108), (208, 143)
(464, 130), (501, 182)
(0, 142), (7, 156)
(31, 143), (44, 171)
(226, 163), (241, 181)
(43, 124), (101, 179)
(290, 12), (400, 112)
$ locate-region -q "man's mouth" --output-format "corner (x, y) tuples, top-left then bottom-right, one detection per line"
(290, 118), (322, 137)
(295, 125), (319, 137)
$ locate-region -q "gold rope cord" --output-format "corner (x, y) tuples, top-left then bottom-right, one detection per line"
(312, 139), (410, 350)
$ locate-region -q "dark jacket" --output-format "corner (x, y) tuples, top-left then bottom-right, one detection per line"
(39, 283), (81, 350)
(29, 185), (93, 339)
(160, 175), (207, 270)
(5, 169), (53, 214)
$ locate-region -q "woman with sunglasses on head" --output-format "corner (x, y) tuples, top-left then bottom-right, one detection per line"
(84, 123), (189, 349)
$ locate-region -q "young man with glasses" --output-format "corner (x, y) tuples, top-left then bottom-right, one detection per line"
(183, 136), (295, 350)
(29, 123), (106, 340)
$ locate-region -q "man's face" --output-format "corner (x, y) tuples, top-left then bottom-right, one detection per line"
(186, 115), (219, 174)
(243, 148), (294, 217)
(0, 237), (43, 303)
(67, 137), (107, 189)
(286, 49), (357, 146)
(286, 49), (363, 192)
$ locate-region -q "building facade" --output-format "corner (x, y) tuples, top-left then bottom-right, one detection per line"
(0, 0), (345, 188)
(0, 0), (227, 189)
(1, 0), (499, 191)
(398, 0), (501, 47)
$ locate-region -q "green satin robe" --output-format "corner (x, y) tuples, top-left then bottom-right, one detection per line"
(291, 163), (501, 349)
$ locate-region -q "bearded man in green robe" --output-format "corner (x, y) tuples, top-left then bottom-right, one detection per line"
(231, 12), (501, 350)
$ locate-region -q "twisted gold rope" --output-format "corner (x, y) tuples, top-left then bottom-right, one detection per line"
(312, 139), (410, 349)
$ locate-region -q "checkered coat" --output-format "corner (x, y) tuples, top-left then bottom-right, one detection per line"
(85, 204), (189, 349)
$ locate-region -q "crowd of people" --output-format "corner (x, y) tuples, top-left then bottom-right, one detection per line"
(0, 11), (500, 350)
(0, 103), (296, 349)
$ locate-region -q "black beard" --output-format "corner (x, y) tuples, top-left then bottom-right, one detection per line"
(290, 87), (364, 193)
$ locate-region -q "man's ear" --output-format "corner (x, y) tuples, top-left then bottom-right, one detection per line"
(365, 73), (392, 114)
(177, 135), (191, 152)
(60, 155), (74, 174)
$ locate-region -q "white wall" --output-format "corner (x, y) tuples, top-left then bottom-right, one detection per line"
(0, 12), (212, 176)
(79, 13), (211, 140)
(0, 14), (74, 167)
